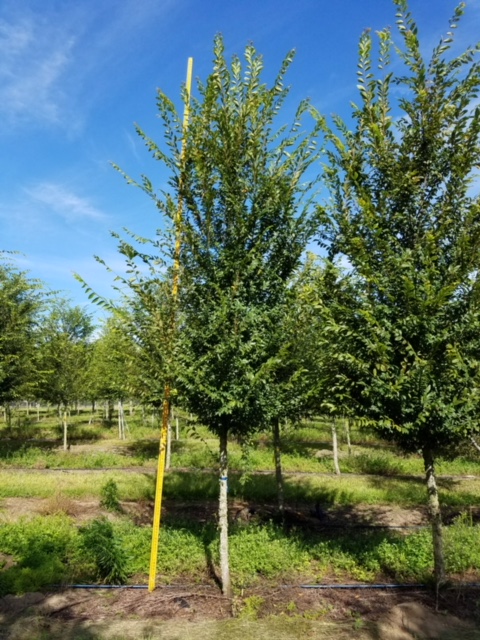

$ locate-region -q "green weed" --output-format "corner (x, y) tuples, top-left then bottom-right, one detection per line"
(100, 479), (122, 512)
(80, 518), (127, 584)
(237, 595), (265, 619)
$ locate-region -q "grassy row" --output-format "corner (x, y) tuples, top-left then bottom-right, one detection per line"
(1, 469), (480, 507)
(0, 512), (479, 595)
(1, 435), (480, 478)
(1, 413), (479, 477)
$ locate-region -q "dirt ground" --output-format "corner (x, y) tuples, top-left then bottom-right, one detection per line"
(0, 493), (475, 529)
(0, 584), (479, 640)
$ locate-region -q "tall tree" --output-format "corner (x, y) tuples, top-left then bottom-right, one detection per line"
(108, 37), (322, 596)
(174, 38), (322, 595)
(85, 317), (135, 429)
(321, 0), (480, 590)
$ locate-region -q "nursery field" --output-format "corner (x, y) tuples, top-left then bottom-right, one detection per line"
(0, 407), (480, 639)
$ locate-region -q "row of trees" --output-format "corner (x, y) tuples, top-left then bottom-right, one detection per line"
(0, 269), (158, 423)
(89, 0), (480, 596)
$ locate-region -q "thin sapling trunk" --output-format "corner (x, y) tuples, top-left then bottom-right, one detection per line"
(272, 417), (285, 518)
(166, 411), (172, 470)
(344, 416), (352, 456)
(218, 429), (232, 598)
(63, 411), (68, 451)
(332, 418), (341, 475)
(423, 446), (446, 595)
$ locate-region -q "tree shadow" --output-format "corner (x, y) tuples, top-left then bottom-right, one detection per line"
(0, 439), (58, 458)
(124, 438), (188, 462)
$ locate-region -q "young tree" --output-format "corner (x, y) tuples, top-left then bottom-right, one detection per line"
(85, 317), (135, 432)
(174, 39), (323, 595)
(322, 0), (480, 589)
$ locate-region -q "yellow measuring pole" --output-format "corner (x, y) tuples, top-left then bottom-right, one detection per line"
(148, 57), (194, 593)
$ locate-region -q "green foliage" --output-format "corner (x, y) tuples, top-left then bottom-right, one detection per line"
(36, 300), (94, 410)
(126, 36), (322, 439)
(100, 479), (122, 512)
(237, 595), (265, 620)
(119, 520), (208, 577)
(0, 257), (45, 408)
(445, 513), (480, 574)
(80, 517), (127, 584)
(321, 1), (480, 456)
(0, 511), (478, 594)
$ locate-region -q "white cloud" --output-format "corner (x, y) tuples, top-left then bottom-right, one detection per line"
(0, 0), (180, 134)
(24, 182), (108, 223)
(0, 15), (74, 129)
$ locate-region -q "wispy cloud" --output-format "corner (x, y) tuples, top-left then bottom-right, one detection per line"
(0, 0), (180, 134)
(0, 15), (74, 129)
(24, 182), (108, 223)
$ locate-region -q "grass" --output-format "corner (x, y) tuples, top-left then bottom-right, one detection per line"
(0, 410), (479, 637)
(1, 467), (480, 507)
(2, 410), (480, 479)
(0, 470), (154, 500)
(0, 512), (479, 595)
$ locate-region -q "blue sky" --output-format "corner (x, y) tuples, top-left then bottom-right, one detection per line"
(1, 0), (479, 316)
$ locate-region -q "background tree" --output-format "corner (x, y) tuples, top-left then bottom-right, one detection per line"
(85, 317), (136, 433)
(37, 301), (95, 420)
(0, 256), (44, 425)
(322, 0), (480, 590)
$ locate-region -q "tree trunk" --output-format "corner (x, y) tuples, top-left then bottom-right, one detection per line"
(471, 436), (480, 454)
(175, 416), (179, 440)
(5, 404), (11, 429)
(107, 399), (114, 424)
(63, 411), (68, 451)
(37, 403), (40, 423)
(118, 400), (124, 439)
(272, 417), (285, 518)
(423, 447), (446, 593)
(218, 430), (232, 598)
(344, 416), (352, 456)
(166, 411), (172, 470)
(332, 418), (341, 475)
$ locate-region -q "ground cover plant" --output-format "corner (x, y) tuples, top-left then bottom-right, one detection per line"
(1, 511), (480, 596)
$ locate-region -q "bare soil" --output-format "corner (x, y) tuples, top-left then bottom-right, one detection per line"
(0, 495), (431, 528)
(0, 584), (478, 639)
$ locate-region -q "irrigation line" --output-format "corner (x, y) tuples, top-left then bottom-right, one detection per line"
(299, 583), (427, 590)
(52, 582), (480, 591)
